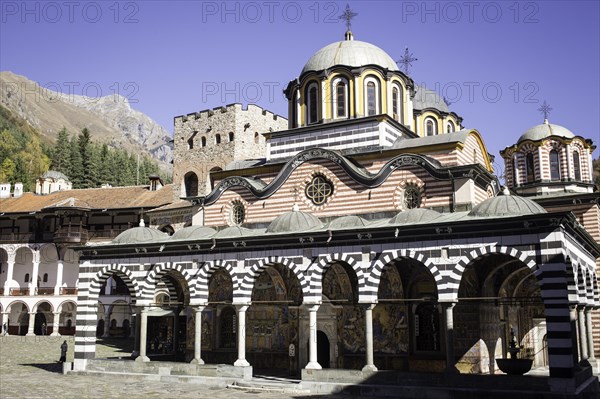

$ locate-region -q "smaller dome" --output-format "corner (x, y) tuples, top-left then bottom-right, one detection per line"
(518, 120), (575, 143)
(389, 208), (441, 225)
(112, 227), (169, 245)
(170, 226), (216, 241)
(213, 226), (255, 238)
(328, 215), (369, 230)
(413, 85), (449, 113)
(469, 192), (546, 218)
(267, 208), (324, 233)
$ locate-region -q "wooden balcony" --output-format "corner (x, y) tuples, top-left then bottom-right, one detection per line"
(54, 224), (89, 243)
(0, 233), (33, 243)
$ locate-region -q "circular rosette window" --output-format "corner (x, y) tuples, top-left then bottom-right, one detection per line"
(305, 174), (333, 206)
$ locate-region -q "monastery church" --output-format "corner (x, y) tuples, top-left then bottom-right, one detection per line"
(0, 23), (599, 397)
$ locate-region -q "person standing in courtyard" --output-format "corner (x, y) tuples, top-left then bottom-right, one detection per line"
(59, 340), (67, 363)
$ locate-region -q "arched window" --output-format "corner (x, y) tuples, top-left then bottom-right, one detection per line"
(549, 150), (560, 181)
(184, 172), (199, 197)
(333, 78), (348, 118)
(230, 200), (245, 226)
(573, 150), (581, 181)
(187, 137), (194, 149)
(425, 118), (437, 136)
(215, 134), (221, 144)
(43, 273), (48, 283)
(254, 132), (259, 144)
(201, 137), (206, 147)
(228, 132), (234, 142)
(365, 79), (379, 116)
(306, 82), (319, 124)
(512, 158), (518, 186)
(24, 273), (30, 283)
(526, 153), (535, 183)
(220, 307), (236, 349)
(447, 121), (455, 133)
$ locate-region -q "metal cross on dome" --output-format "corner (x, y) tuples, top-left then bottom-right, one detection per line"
(397, 47), (418, 75)
(339, 4), (358, 31)
(538, 100), (552, 120)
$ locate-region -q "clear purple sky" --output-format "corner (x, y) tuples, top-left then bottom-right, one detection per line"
(1, 1), (599, 166)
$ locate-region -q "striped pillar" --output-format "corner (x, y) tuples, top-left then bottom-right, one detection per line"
(538, 260), (579, 378)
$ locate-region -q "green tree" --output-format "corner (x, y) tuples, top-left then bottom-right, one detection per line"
(0, 158), (16, 183)
(18, 136), (50, 191)
(68, 135), (84, 188)
(51, 128), (71, 174)
(0, 129), (20, 162)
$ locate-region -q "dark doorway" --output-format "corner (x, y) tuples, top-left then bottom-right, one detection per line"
(34, 312), (47, 335)
(97, 319), (105, 337)
(317, 331), (330, 368)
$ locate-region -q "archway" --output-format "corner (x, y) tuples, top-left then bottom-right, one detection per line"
(454, 253), (544, 374)
(204, 268), (235, 365)
(146, 269), (190, 362)
(321, 262), (359, 369)
(247, 263), (303, 374)
(34, 302), (52, 335)
(317, 330), (330, 368)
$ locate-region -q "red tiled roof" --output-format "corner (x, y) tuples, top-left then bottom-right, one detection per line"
(0, 184), (174, 214)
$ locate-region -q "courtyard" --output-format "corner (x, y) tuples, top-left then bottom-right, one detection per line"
(0, 336), (316, 399)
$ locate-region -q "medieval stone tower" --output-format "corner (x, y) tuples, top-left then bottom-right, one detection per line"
(172, 103), (287, 200)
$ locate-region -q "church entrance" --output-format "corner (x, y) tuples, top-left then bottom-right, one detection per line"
(317, 330), (330, 368)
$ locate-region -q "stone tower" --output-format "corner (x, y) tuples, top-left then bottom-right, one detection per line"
(172, 103), (287, 199)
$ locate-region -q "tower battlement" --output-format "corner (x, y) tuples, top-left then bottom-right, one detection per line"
(172, 103), (287, 200)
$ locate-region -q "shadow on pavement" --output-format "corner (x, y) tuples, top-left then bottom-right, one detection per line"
(19, 362), (63, 373)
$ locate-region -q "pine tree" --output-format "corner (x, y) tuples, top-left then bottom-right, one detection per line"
(51, 128), (71, 174)
(78, 128), (96, 188)
(68, 135), (84, 188)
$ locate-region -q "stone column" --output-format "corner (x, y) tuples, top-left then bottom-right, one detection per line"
(54, 259), (64, 296)
(4, 260), (15, 294)
(190, 306), (205, 364)
(578, 307), (588, 361)
(443, 302), (457, 373)
(132, 309), (140, 357)
(305, 304), (321, 370)
(50, 312), (61, 336)
(102, 312), (111, 338)
(569, 305), (580, 368)
(30, 260), (40, 295)
(233, 305), (250, 367)
(362, 303), (377, 371)
(1, 312), (9, 335)
(135, 307), (150, 362)
(26, 312), (36, 336)
(585, 308), (596, 361)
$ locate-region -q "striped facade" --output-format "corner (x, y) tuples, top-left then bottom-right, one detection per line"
(74, 223), (599, 383)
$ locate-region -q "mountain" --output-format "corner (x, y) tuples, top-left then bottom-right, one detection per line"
(0, 71), (172, 172)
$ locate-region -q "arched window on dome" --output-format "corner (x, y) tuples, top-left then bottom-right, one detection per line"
(425, 118), (437, 136)
(391, 83), (403, 123)
(549, 150), (561, 181)
(446, 121), (455, 133)
(364, 77), (380, 116)
(306, 82), (319, 125)
(332, 77), (348, 119)
(573, 150), (581, 181)
(526, 153), (535, 183)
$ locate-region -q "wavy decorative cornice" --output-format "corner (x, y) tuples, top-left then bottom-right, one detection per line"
(194, 148), (497, 206)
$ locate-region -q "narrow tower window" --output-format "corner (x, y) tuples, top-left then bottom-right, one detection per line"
(550, 150), (560, 181)
(307, 83), (319, 124)
(336, 81), (347, 118)
(526, 153), (535, 183)
(573, 150), (581, 181)
(367, 81), (376, 116)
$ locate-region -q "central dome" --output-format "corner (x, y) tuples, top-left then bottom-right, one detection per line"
(301, 39), (399, 74)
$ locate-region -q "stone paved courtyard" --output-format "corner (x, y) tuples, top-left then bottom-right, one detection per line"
(0, 336), (325, 399)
